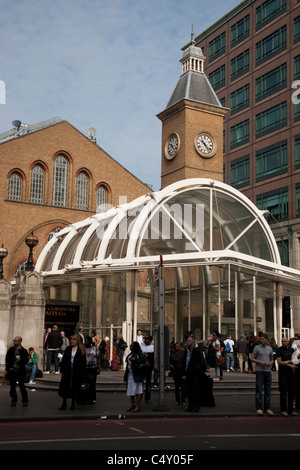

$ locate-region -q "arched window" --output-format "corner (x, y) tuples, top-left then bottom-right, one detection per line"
(76, 171), (89, 210)
(96, 185), (108, 212)
(8, 172), (22, 201)
(53, 154), (69, 206)
(31, 164), (45, 204)
(48, 226), (63, 241)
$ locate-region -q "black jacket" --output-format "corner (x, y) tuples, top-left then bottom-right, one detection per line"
(59, 346), (86, 398)
(184, 346), (206, 378)
(5, 346), (28, 376)
(45, 330), (63, 349)
(124, 351), (146, 384)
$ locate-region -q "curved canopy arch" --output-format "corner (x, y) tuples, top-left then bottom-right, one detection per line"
(36, 178), (285, 277)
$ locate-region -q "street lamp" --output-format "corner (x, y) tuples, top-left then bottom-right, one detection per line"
(25, 231), (39, 271)
(0, 243), (8, 280)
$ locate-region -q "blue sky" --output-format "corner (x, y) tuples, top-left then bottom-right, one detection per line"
(0, 0), (239, 191)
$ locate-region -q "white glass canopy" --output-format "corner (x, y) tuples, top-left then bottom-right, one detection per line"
(36, 178), (300, 289)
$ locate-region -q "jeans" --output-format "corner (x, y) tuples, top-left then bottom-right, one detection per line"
(226, 352), (235, 370)
(255, 371), (272, 410)
(25, 364), (37, 382)
(47, 349), (59, 372)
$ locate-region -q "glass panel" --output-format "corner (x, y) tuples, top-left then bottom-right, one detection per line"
(58, 227), (89, 269)
(139, 187), (274, 262)
(42, 234), (67, 271)
(31, 165), (44, 204)
(53, 155), (69, 206)
(8, 172), (22, 201)
(76, 172), (89, 210)
(96, 186), (108, 212)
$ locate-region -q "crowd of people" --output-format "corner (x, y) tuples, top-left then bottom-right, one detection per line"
(4, 326), (300, 416)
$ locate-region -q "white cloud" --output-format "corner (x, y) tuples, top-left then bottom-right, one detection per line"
(0, 0), (239, 190)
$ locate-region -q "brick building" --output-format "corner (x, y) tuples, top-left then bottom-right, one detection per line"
(0, 118), (151, 280)
(191, 0), (300, 333)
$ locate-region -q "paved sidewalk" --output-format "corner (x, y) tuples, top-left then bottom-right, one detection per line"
(0, 369), (286, 422)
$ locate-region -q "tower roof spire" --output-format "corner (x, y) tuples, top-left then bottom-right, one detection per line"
(180, 31), (205, 75)
(191, 24), (195, 45)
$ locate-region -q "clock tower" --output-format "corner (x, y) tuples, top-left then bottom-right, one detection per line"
(157, 32), (228, 189)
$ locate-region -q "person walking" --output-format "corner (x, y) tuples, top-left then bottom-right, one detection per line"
(5, 336), (29, 406)
(224, 335), (235, 372)
(124, 342), (146, 413)
(44, 325), (63, 374)
(276, 337), (298, 416)
(58, 334), (86, 410)
(252, 333), (274, 416)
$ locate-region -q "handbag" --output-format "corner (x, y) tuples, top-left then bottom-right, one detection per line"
(215, 355), (224, 366)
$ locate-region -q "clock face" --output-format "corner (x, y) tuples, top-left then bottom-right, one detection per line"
(195, 132), (216, 158)
(165, 133), (179, 160)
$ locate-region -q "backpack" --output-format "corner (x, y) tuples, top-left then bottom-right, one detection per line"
(225, 341), (231, 352)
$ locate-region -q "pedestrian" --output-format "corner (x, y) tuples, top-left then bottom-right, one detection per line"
(25, 347), (39, 384)
(236, 334), (249, 373)
(78, 327), (85, 345)
(136, 330), (144, 345)
(224, 335), (235, 372)
(83, 336), (100, 404)
(183, 335), (206, 412)
(270, 338), (278, 371)
(90, 329), (100, 347)
(116, 335), (127, 370)
(207, 331), (222, 381)
(43, 327), (51, 371)
(141, 335), (154, 402)
(292, 335), (300, 409)
(44, 324), (63, 374)
(251, 333), (274, 416)
(169, 342), (186, 406)
(5, 336), (29, 406)
(248, 335), (259, 372)
(60, 331), (69, 356)
(124, 341), (146, 412)
(276, 337), (298, 416)
(58, 334), (86, 410)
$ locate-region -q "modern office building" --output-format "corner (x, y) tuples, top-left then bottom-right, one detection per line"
(191, 0), (300, 333)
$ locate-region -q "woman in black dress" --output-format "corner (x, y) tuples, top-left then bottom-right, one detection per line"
(58, 334), (86, 410)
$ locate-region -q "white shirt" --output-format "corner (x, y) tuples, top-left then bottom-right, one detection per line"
(137, 335), (144, 345)
(141, 343), (154, 353)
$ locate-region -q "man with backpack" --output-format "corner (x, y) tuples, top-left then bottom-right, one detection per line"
(224, 335), (235, 372)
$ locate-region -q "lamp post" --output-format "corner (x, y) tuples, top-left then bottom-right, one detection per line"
(0, 243), (8, 280)
(25, 231), (39, 271)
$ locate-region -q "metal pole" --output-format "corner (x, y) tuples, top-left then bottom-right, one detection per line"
(154, 255), (169, 411)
